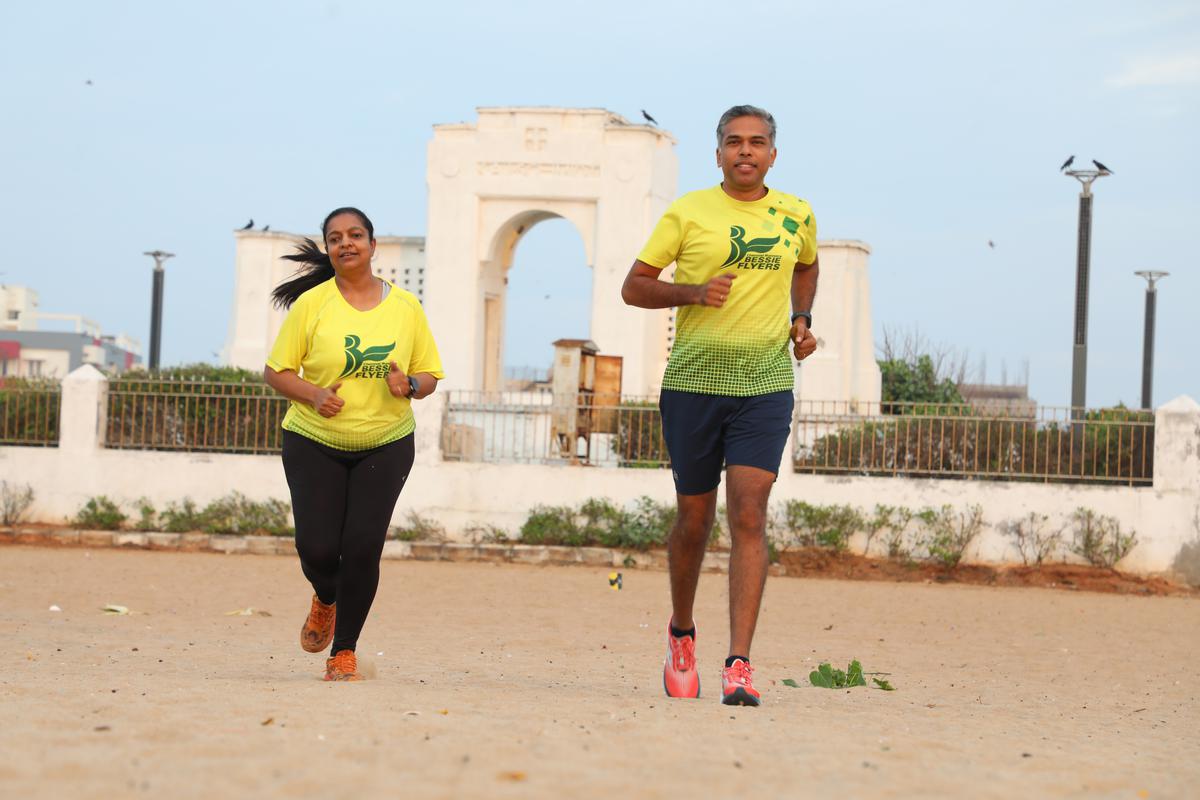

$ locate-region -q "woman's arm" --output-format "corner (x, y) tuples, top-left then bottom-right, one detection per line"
(263, 366), (344, 418)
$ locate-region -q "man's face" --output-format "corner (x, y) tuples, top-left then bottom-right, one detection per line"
(716, 116), (776, 192)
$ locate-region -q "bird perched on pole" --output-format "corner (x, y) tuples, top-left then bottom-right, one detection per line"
(641, 109), (658, 126)
(241, 219), (254, 230)
(1092, 159), (1113, 174)
(1059, 155), (1074, 171)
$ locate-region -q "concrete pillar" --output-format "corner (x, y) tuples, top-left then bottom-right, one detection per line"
(59, 364), (108, 453)
(1153, 395), (1200, 494)
(414, 391), (448, 467)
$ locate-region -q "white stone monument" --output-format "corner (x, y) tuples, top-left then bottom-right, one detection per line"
(223, 106), (880, 407)
(424, 107), (677, 395)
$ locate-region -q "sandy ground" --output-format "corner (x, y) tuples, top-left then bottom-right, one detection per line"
(1, 545), (1198, 800)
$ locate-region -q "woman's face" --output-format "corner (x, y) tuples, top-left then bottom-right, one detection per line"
(324, 212), (375, 273)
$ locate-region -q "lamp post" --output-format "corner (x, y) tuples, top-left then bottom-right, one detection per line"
(1063, 166), (1110, 417)
(143, 250), (174, 370)
(1134, 270), (1168, 410)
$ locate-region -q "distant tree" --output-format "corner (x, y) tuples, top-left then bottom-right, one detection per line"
(876, 326), (967, 409)
(879, 355), (964, 406)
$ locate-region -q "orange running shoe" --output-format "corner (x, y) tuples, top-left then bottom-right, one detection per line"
(300, 595), (336, 653)
(721, 658), (761, 706)
(324, 649), (363, 682)
(662, 624), (700, 698)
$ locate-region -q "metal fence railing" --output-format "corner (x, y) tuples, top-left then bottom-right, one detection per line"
(0, 378), (61, 447)
(442, 390), (668, 468)
(105, 378), (288, 455)
(793, 400), (1154, 485)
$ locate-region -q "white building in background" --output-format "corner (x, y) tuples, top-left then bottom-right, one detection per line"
(224, 106), (881, 406)
(0, 285), (142, 377)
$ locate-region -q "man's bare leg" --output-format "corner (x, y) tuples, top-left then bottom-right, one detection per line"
(667, 489), (718, 630)
(725, 465), (775, 658)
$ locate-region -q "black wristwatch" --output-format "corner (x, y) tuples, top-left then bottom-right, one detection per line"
(790, 311), (812, 327)
(407, 375), (420, 398)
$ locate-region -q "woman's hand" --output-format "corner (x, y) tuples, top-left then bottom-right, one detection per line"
(312, 382), (345, 417)
(386, 361), (410, 398)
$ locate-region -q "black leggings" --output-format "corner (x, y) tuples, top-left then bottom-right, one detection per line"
(281, 430), (415, 654)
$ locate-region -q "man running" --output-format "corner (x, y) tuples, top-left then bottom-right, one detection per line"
(621, 105), (819, 706)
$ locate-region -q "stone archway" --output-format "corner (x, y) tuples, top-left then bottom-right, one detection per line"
(480, 211), (590, 391)
(423, 107), (678, 395)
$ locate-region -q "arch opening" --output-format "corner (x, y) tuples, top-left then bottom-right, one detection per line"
(481, 214), (591, 391)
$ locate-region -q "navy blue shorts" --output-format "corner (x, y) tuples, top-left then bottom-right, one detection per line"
(659, 389), (794, 496)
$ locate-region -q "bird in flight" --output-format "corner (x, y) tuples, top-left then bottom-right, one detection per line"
(641, 109), (658, 126)
(241, 219), (254, 230)
(1059, 155), (1074, 171)
(987, 240), (995, 249)
(262, 224), (270, 232)
(1092, 160), (1113, 174)
(85, 79), (93, 86)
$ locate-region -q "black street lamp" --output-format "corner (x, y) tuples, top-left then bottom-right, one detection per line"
(1134, 270), (1168, 410)
(143, 250), (174, 370)
(1063, 164), (1111, 416)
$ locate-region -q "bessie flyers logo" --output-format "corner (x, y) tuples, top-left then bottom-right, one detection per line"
(721, 226), (781, 270)
(340, 335), (395, 379)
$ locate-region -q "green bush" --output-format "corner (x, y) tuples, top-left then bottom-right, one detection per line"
(390, 510), (446, 542)
(131, 498), (158, 532)
(915, 504), (984, 569)
(1001, 512), (1064, 566)
(76, 496), (127, 530)
(464, 522), (509, 544)
(519, 505), (580, 546)
(202, 492), (292, 536)
(1070, 508), (1136, 569)
(879, 354), (964, 408)
(160, 498), (207, 533)
(780, 500), (863, 551)
(614, 496), (675, 550)
(0, 481), (35, 526)
(516, 496), (677, 551)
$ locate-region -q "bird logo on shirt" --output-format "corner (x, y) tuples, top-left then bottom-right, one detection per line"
(340, 335), (396, 379)
(721, 226), (781, 268)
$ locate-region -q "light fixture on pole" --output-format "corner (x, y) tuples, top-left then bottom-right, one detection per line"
(1134, 270), (1168, 410)
(1063, 163), (1111, 417)
(143, 250), (174, 370)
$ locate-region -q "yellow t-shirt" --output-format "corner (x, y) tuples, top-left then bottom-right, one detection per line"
(638, 185), (817, 396)
(266, 278), (445, 450)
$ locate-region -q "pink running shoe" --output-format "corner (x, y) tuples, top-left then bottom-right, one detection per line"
(663, 624), (700, 698)
(721, 659), (761, 706)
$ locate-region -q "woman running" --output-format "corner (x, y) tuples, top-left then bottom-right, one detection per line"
(264, 206), (443, 681)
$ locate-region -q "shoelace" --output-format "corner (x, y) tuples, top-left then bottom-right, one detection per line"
(671, 636), (696, 671)
(330, 651), (357, 674)
(726, 660), (753, 684)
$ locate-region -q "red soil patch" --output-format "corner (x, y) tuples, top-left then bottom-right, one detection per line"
(777, 547), (1197, 597)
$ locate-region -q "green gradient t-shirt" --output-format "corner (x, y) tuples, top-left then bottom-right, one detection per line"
(638, 185), (817, 396)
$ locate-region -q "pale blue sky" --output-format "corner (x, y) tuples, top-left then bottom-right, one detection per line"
(1, 1), (1196, 407)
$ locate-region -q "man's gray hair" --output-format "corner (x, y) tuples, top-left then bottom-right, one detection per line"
(716, 105), (776, 145)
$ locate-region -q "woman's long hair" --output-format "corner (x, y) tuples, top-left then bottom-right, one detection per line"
(270, 207), (375, 309)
